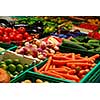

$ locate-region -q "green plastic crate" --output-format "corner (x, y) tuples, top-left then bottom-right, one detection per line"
(0, 43), (17, 54)
(86, 69), (100, 83)
(26, 57), (100, 83)
(10, 71), (70, 83)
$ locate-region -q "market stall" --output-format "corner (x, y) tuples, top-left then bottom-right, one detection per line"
(0, 16), (100, 83)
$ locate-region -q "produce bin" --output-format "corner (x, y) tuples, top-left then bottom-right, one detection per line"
(27, 56), (100, 83)
(0, 43), (17, 54)
(86, 69), (100, 83)
(10, 71), (69, 83)
(0, 50), (34, 82)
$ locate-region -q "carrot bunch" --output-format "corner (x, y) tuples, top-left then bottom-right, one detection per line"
(33, 52), (100, 82)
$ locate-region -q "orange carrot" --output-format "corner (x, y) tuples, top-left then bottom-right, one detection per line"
(61, 74), (80, 82)
(52, 60), (67, 65)
(49, 65), (53, 69)
(38, 63), (47, 72)
(67, 63), (92, 67)
(52, 65), (56, 69)
(52, 55), (71, 60)
(51, 70), (80, 82)
(42, 71), (65, 79)
(89, 54), (100, 60)
(33, 67), (38, 72)
(72, 53), (75, 60)
(68, 69), (76, 75)
(44, 56), (52, 71)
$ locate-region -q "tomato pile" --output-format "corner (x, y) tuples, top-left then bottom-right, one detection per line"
(0, 26), (33, 45)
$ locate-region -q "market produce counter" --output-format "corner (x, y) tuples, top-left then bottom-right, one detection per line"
(0, 16), (100, 83)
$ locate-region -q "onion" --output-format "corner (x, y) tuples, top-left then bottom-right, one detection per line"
(42, 52), (47, 57)
(32, 44), (38, 48)
(40, 41), (46, 50)
(35, 39), (41, 46)
(37, 48), (43, 52)
(54, 46), (59, 51)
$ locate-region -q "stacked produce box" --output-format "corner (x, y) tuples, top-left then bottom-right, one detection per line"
(0, 16), (100, 83)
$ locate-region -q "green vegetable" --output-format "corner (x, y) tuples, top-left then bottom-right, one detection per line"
(13, 59), (20, 65)
(0, 64), (8, 70)
(88, 40), (100, 44)
(62, 39), (87, 50)
(5, 59), (13, 65)
(8, 64), (16, 72)
(16, 64), (24, 72)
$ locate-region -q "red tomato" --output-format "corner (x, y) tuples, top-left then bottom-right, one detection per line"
(27, 36), (32, 41)
(0, 26), (5, 31)
(0, 36), (2, 41)
(3, 36), (11, 42)
(15, 34), (23, 41)
(0, 30), (3, 35)
(4, 28), (13, 33)
(23, 32), (29, 39)
(9, 34), (15, 41)
(17, 27), (26, 34)
(11, 32), (16, 36)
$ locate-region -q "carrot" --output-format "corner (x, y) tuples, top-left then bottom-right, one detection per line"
(72, 53), (75, 60)
(49, 65), (53, 69)
(52, 55), (71, 60)
(47, 53), (54, 57)
(61, 74), (80, 82)
(42, 71), (65, 79)
(79, 70), (86, 75)
(50, 68), (68, 73)
(44, 56), (52, 71)
(33, 67), (38, 72)
(38, 63), (47, 72)
(52, 60), (67, 65)
(67, 63), (92, 67)
(68, 69), (76, 75)
(52, 65), (56, 69)
(89, 54), (100, 60)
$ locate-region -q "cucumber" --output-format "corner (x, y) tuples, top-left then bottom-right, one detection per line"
(95, 47), (100, 52)
(88, 43), (100, 47)
(62, 39), (87, 50)
(88, 39), (99, 44)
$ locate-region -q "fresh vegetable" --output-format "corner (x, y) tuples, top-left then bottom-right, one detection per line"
(33, 52), (99, 82)
(0, 26), (33, 45)
(0, 58), (30, 79)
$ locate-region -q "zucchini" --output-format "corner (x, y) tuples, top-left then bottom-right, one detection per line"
(62, 39), (87, 50)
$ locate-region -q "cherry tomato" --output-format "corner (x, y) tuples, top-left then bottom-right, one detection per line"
(23, 32), (29, 39)
(4, 28), (12, 33)
(0, 30), (3, 35)
(17, 27), (26, 34)
(27, 36), (32, 41)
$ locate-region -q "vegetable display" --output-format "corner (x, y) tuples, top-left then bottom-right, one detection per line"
(0, 58), (29, 79)
(60, 36), (100, 54)
(0, 26), (33, 45)
(15, 37), (61, 62)
(33, 52), (100, 82)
